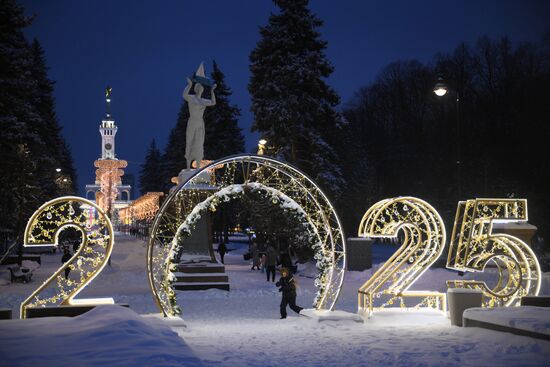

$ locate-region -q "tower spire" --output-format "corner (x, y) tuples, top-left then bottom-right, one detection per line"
(105, 86), (113, 119)
(100, 86), (117, 160)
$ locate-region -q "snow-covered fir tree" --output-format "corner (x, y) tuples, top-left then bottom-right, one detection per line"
(139, 139), (163, 194)
(204, 61), (244, 159)
(160, 102), (189, 190)
(0, 0), (77, 237)
(249, 0), (345, 196)
(29, 39), (77, 195)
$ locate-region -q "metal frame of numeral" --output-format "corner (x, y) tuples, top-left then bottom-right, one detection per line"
(20, 196), (114, 318)
(446, 199), (541, 307)
(357, 197), (447, 315)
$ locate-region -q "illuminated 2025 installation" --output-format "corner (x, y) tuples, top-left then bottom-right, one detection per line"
(147, 154), (346, 317)
(20, 196), (114, 318)
(446, 198), (541, 307)
(357, 197), (447, 315)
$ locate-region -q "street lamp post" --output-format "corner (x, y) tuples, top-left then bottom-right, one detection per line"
(434, 76), (462, 200)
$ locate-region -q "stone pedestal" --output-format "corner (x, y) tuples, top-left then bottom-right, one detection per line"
(447, 288), (483, 326)
(180, 214), (215, 263)
(346, 237), (373, 271)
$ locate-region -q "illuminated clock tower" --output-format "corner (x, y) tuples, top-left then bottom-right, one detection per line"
(85, 86), (132, 219)
(100, 86), (117, 159)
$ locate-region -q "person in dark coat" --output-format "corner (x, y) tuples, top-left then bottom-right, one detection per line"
(265, 244), (278, 282)
(280, 251), (292, 269)
(250, 242), (260, 270)
(217, 242), (227, 264)
(276, 267), (303, 319)
(61, 248), (72, 279)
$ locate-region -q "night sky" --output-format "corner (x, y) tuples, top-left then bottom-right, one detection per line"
(19, 0), (549, 197)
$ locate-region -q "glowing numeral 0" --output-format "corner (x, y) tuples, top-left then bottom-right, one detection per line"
(357, 197), (446, 315)
(20, 196), (114, 318)
(446, 199), (541, 307)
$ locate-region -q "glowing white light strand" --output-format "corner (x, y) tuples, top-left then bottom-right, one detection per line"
(357, 197), (447, 315)
(446, 198), (541, 307)
(20, 196), (114, 318)
(147, 154), (346, 317)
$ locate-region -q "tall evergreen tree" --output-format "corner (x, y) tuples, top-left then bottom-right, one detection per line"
(249, 0), (344, 196)
(204, 61), (244, 159)
(0, 0), (77, 240)
(29, 39), (77, 195)
(0, 0), (45, 236)
(139, 139), (163, 194)
(161, 102), (188, 190)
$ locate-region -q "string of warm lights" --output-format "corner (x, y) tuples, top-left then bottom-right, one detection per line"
(119, 192), (164, 225)
(20, 196), (114, 318)
(446, 198), (541, 307)
(147, 154), (346, 317)
(357, 197), (447, 315)
(94, 159), (127, 215)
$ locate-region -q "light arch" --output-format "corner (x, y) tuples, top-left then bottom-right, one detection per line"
(147, 154), (346, 317)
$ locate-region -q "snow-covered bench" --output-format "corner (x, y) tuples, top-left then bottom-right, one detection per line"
(8, 265), (33, 283)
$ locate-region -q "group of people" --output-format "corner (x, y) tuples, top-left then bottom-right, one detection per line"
(249, 242), (296, 282)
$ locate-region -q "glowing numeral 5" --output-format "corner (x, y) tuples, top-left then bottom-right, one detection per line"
(20, 196), (114, 318)
(357, 197), (446, 315)
(446, 199), (541, 307)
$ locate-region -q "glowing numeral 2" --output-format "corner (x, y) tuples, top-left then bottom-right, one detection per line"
(357, 197), (447, 315)
(446, 199), (541, 307)
(20, 196), (114, 318)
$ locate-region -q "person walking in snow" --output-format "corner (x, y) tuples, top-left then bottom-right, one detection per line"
(265, 244), (278, 281)
(276, 267), (303, 319)
(250, 242), (260, 270)
(218, 242), (227, 264)
(61, 248), (72, 279)
(260, 253), (267, 273)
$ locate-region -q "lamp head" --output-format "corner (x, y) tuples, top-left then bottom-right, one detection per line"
(433, 76), (448, 97)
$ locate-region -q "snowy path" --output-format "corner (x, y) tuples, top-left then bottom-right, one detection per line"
(1, 234), (549, 366)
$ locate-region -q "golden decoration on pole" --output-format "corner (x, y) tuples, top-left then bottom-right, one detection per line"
(94, 159), (127, 216)
(119, 192), (164, 225)
(20, 196), (114, 318)
(147, 154), (346, 316)
(357, 197), (447, 315)
(446, 198), (541, 307)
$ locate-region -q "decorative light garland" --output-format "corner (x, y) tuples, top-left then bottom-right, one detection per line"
(147, 154), (346, 317)
(357, 197), (447, 315)
(94, 159), (127, 215)
(446, 199), (541, 307)
(20, 196), (114, 318)
(119, 192), (164, 225)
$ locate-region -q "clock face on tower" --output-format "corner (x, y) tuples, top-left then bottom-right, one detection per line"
(105, 143), (112, 150)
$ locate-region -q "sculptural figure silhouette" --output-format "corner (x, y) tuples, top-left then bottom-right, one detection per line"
(183, 63), (217, 169)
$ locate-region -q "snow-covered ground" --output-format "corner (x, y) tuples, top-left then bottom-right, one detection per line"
(1, 233), (549, 366)
(464, 306), (550, 335)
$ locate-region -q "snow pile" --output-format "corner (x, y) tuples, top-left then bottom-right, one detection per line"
(300, 308), (364, 322)
(0, 305), (202, 367)
(464, 306), (550, 335)
(2, 235), (550, 366)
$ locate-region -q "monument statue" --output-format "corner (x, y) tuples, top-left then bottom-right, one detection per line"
(183, 63), (217, 169)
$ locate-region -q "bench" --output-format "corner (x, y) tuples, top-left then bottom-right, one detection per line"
(8, 265), (33, 283)
(1, 254), (41, 265)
